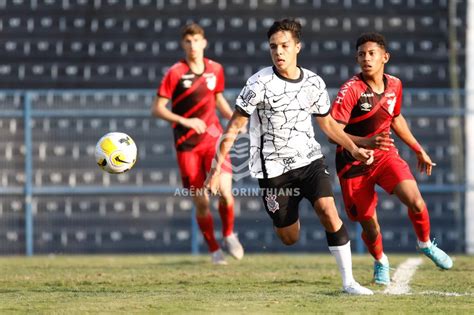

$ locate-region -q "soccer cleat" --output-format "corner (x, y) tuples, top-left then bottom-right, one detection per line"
(343, 281), (374, 295)
(418, 240), (453, 270)
(373, 261), (390, 285)
(223, 233), (244, 260)
(211, 249), (228, 265)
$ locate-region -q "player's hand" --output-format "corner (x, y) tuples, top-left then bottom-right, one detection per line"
(416, 149), (436, 176)
(366, 132), (394, 151)
(180, 117), (207, 134)
(204, 167), (221, 195)
(351, 147), (374, 165)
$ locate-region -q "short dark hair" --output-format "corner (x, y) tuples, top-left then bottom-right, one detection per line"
(181, 22), (205, 39)
(267, 18), (302, 42)
(356, 32), (387, 50)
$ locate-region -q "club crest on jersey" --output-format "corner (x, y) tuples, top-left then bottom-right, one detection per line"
(265, 194), (279, 213)
(204, 74), (216, 90)
(360, 102), (372, 111)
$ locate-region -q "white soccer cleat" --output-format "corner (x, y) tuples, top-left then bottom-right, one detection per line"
(211, 249), (228, 265)
(223, 233), (244, 260)
(343, 281), (374, 295)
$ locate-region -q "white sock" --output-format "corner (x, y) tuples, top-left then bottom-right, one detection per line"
(417, 239), (432, 248)
(377, 253), (389, 265)
(328, 241), (354, 287)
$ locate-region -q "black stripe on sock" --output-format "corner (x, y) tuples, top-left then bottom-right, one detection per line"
(326, 224), (349, 247)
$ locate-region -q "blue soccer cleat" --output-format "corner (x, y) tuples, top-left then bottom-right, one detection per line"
(373, 260), (390, 285)
(418, 240), (453, 270)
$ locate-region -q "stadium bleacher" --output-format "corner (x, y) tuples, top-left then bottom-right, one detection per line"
(0, 0), (466, 88)
(0, 0), (466, 254)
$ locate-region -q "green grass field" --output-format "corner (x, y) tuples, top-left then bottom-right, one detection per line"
(0, 254), (472, 314)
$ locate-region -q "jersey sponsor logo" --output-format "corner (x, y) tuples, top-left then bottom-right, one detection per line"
(204, 73), (216, 90)
(265, 194), (280, 213)
(182, 74), (195, 79)
(360, 102), (372, 111)
(387, 97), (397, 114)
(241, 88), (256, 106)
(306, 145), (319, 159)
(334, 78), (357, 104)
(283, 157), (296, 165)
(361, 92), (374, 97)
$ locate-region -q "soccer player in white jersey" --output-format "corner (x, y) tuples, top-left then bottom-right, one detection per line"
(205, 19), (374, 295)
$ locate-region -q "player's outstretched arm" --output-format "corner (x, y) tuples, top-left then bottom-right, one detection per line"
(328, 123), (394, 151)
(346, 131), (394, 150)
(391, 114), (435, 175)
(317, 115), (374, 164)
(204, 111), (249, 194)
(151, 96), (207, 134)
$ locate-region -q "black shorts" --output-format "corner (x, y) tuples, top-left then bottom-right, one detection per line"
(258, 158), (334, 228)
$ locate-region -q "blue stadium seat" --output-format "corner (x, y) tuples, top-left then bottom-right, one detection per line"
(220, 0), (252, 11)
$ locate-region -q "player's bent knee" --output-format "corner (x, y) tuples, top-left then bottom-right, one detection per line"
(314, 198), (338, 217)
(409, 198), (426, 213)
(279, 234), (299, 245)
(275, 226), (299, 245)
(218, 194), (234, 206)
(361, 229), (379, 241)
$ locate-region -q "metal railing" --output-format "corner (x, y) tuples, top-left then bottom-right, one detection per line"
(0, 89), (466, 255)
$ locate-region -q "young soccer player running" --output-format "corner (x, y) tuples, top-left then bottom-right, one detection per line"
(205, 19), (374, 295)
(151, 23), (244, 265)
(330, 32), (453, 285)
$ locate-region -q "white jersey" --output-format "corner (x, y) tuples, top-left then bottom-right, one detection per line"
(235, 66), (331, 179)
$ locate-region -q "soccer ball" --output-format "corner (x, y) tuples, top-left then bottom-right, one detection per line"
(95, 132), (137, 174)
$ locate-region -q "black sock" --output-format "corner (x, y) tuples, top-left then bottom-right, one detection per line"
(326, 224), (349, 247)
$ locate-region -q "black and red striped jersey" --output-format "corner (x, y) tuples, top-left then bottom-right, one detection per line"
(158, 58), (225, 151)
(331, 73), (402, 178)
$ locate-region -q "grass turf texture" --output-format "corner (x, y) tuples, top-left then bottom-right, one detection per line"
(0, 254), (472, 313)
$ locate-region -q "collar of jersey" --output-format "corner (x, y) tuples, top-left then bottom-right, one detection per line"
(272, 66), (304, 83)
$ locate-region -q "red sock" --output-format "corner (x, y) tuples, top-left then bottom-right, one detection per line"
(196, 214), (219, 252)
(408, 206), (431, 242)
(361, 232), (383, 260)
(218, 201), (234, 237)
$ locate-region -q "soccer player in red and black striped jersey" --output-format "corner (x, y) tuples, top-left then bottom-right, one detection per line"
(151, 23), (243, 265)
(331, 32), (452, 285)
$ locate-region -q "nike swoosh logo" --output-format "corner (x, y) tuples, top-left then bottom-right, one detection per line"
(272, 97), (283, 103)
(115, 156), (131, 164)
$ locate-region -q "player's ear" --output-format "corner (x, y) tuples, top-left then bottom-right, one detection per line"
(296, 41), (301, 53)
(203, 38), (208, 49)
(383, 51), (390, 64)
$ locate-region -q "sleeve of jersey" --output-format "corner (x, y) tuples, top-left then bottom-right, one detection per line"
(393, 80), (403, 117)
(310, 77), (331, 117)
(157, 70), (174, 99)
(235, 79), (262, 118)
(215, 64), (225, 94)
(330, 85), (356, 124)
